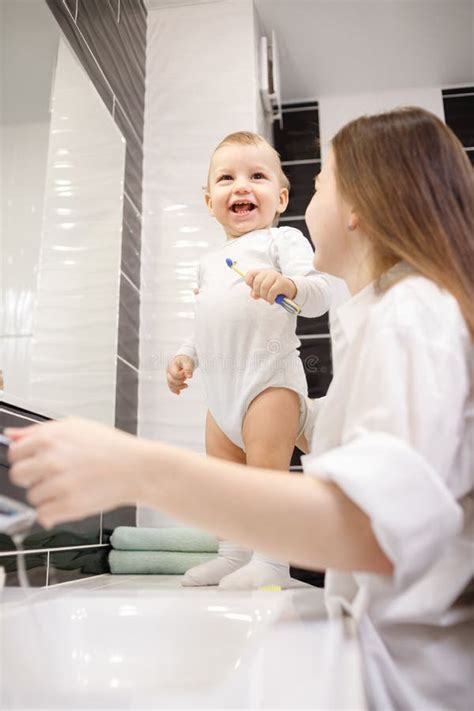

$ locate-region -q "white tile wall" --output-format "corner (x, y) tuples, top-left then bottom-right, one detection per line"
(24, 39), (125, 423)
(316, 86), (447, 321)
(318, 87), (445, 162)
(139, 0), (270, 526)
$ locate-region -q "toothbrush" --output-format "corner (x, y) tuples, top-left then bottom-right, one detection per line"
(0, 433), (10, 447)
(225, 258), (301, 315)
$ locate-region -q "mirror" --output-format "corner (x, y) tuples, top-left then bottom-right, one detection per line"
(0, 0), (125, 425)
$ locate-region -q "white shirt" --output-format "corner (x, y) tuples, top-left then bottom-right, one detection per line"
(302, 265), (474, 710)
(177, 227), (332, 447)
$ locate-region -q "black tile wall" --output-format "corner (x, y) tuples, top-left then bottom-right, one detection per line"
(115, 356), (139, 435)
(274, 103), (329, 588)
(0, 0), (147, 586)
(443, 87), (474, 163)
(0, 552), (49, 587)
(0, 402), (109, 585)
(122, 195), (142, 285)
(274, 107), (320, 161)
(282, 161), (320, 218)
(298, 338), (333, 399)
(118, 273), (140, 369)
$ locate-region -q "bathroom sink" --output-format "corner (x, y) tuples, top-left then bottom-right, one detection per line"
(0, 588), (287, 709)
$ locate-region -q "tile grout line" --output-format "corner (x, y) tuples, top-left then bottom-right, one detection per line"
(45, 573), (110, 590)
(46, 550), (50, 586)
(114, 96), (143, 146)
(62, 0), (115, 101)
(121, 268), (140, 295)
(124, 190), (142, 219)
(0, 543), (109, 558)
(281, 159), (321, 166)
(117, 354), (140, 374)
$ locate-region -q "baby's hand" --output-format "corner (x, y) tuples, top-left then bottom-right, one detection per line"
(166, 355), (194, 395)
(245, 269), (297, 305)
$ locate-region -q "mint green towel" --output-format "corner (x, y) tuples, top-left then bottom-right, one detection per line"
(110, 526), (218, 553)
(109, 550), (216, 575)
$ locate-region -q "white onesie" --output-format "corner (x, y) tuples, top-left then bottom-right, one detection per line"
(177, 227), (332, 450)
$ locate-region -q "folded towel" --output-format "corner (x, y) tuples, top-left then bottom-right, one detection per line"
(109, 550), (216, 575)
(110, 526), (218, 553)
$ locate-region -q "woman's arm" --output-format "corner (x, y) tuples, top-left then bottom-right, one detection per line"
(7, 418), (392, 575)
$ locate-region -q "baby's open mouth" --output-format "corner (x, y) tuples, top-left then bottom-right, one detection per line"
(230, 201), (256, 214)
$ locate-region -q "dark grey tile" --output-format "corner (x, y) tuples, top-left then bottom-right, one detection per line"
(77, 0), (145, 139)
(23, 523), (100, 551)
(115, 102), (144, 213)
(118, 273), (140, 369)
(274, 108), (320, 161)
(1, 551), (48, 587)
(102, 507), (136, 544)
(297, 315), (330, 337)
(290, 446), (303, 468)
(122, 195), (142, 286)
(108, 0), (120, 21)
(284, 163), (319, 218)
(0, 402), (49, 500)
(63, 0), (78, 21)
(443, 93), (474, 147)
(120, 0), (148, 63)
(282, 101), (319, 110)
(290, 565), (325, 588)
(299, 338), (333, 398)
(115, 358), (138, 434)
(45, 0), (114, 114)
(442, 86), (474, 97)
(48, 545), (110, 584)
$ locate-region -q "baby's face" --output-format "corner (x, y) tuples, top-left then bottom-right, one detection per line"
(205, 144), (288, 238)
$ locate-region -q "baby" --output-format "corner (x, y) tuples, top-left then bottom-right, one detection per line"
(166, 131), (332, 589)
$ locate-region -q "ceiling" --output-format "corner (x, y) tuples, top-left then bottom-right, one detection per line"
(146, 0), (474, 101)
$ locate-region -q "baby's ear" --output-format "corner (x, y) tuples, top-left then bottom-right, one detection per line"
(204, 191), (214, 215)
(277, 187), (289, 215)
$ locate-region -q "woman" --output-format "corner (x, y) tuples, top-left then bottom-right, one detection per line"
(7, 107), (474, 710)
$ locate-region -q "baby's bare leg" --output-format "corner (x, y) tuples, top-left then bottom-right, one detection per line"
(181, 411), (251, 586)
(242, 387), (300, 469)
(219, 388), (301, 590)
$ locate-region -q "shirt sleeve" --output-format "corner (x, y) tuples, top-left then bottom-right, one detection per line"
(271, 227), (332, 318)
(301, 321), (468, 587)
(175, 264), (200, 367)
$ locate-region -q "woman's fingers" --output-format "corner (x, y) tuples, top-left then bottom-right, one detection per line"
(4, 425), (37, 442)
(9, 455), (58, 489)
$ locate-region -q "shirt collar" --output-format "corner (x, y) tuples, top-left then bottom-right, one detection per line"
(333, 261), (414, 344)
(333, 279), (378, 344)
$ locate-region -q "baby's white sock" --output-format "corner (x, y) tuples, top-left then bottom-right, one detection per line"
(218, 552), (294, 590)
(181, 540), (252, 587)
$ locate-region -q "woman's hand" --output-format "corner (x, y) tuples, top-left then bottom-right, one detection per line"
(6, 418), (141, 529)
(245, 269), (297, 305)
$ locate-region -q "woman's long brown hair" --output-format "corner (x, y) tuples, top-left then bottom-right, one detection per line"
(332, 107), (474, 338)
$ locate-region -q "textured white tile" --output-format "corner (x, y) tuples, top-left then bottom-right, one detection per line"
(24, 40), (125, 424)
(139, 0), (267, 459)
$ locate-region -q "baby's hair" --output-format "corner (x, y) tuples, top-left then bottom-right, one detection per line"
(332, 106), (474, 339)
(207, 131), (290, 191)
